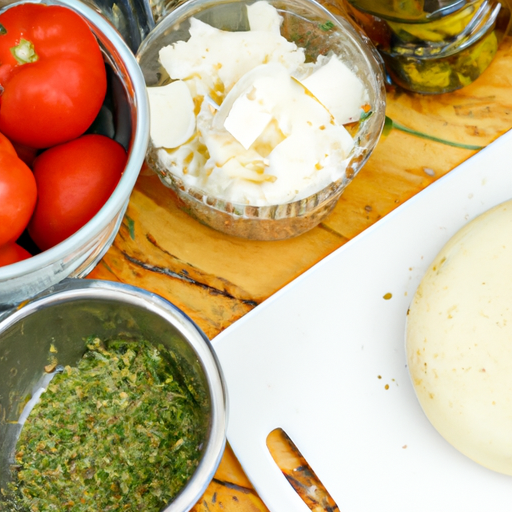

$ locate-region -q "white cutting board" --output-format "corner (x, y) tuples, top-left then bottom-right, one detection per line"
(212, 129), (512, 512)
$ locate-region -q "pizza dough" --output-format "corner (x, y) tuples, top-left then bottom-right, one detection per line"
(406, 199), (512, 475)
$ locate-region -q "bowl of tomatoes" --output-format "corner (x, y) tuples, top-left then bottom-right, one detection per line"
(0, 0), (149, 307)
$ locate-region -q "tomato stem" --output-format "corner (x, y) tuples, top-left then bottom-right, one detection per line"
(11, 39), (38, 65)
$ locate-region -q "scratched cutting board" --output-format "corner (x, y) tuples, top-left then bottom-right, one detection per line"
(212, 129), (512, 512)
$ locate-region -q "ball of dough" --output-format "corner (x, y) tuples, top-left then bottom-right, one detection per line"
(406, 199), (512, 475)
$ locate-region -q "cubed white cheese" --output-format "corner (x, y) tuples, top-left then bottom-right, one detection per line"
(247, 1), (282, 33)
(300, 55), (368, 124)
(224, 94), (272, 150)
(147, 80), (196, 149)
(159, 18), (305, 93)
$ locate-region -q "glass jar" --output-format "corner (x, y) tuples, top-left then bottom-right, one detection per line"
(341, 0), (511, 94)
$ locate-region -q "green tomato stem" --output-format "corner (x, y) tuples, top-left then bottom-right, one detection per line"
(11, 38), (38, 65)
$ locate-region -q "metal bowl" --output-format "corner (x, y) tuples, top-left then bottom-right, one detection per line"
(0, 0), (150, 308)
(0, 279), (227, 512)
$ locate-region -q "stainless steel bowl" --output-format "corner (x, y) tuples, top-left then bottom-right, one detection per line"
(0, 279), (227, 512)
(0, 0), (150, 308)
(81, 0), (156, 52)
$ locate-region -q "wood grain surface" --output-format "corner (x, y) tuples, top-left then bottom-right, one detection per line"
(88, 28), (512, 512)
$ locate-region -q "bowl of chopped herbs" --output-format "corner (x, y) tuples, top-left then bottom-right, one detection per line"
(0, 279), (227, 512)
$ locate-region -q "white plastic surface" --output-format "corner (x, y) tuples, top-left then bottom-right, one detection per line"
(213, 129), (512, 511)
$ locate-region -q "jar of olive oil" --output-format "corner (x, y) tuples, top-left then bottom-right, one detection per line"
(341, 0), (511, 93)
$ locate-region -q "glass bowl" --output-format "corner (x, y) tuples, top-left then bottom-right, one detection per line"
(0, 279), (227, 512)
(0, 0), (150, 308)
(137, 0), (386, 240)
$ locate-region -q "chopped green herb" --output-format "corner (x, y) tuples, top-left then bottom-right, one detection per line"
(8, 337), (208, 512)
(125, 215), (136, 240)
(359, 109), (373, 122)
(318, 21), (334, 31)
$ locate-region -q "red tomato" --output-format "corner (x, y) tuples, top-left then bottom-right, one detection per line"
(0, 3), (107, 148)
(28, 134), (127, 251)
(0, 242), (31, 267)
(0, 148), (37, 245)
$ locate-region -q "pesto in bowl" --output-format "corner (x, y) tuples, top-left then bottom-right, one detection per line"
(8, 337), (208, 511)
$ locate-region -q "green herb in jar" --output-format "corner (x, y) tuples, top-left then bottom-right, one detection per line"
(8, 337), (209, 512)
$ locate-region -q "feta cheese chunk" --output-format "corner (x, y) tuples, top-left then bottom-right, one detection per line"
(300, 55), (368, 124)
(158, 17), (305, 93)
(147, 81), (196, 149)
(224, 98), (272, 150)
(247, 1), (282, 33)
